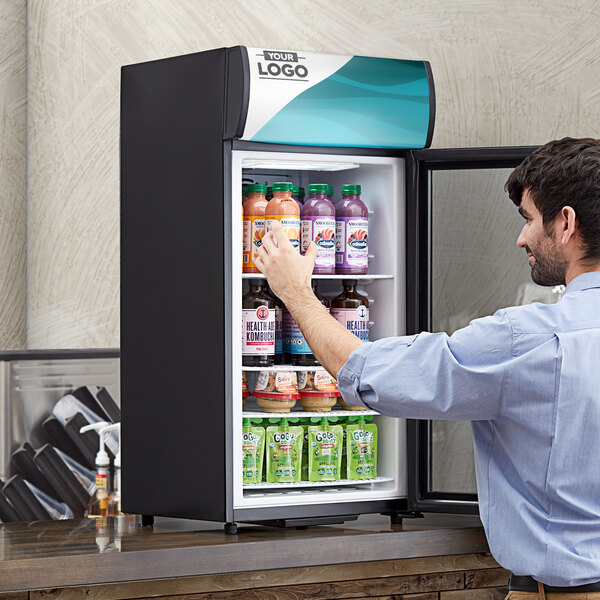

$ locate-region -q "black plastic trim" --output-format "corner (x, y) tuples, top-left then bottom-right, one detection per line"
(0, 349), (119, 361)
(224, 46), (250, 139)
(232, 139), (407, 157)
(234, 499), (408, 522)
(423, 61), (435, 149)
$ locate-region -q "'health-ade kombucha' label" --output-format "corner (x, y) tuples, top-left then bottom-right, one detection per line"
(301, 216), (336, 267)
(242, 307), (275, 355)
(335, 217), (368, 268)
(331, 307), (369, 342)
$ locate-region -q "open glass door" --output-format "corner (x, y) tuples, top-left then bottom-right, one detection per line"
(405, 146), (564, 515)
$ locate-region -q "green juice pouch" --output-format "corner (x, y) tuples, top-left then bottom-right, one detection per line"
(308, 418), (343, 482)
(266, 420), (303, 483)
(346, 417), (378, 480)
(242, 419), (265, 484)
(301, 421), (310, 481)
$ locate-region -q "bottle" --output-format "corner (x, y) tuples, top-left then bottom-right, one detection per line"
(291, 185), (303, 209)
(298, 186), (305, 205)
(266, 186), (273, 202)
(242, 280), (276, 367)
(331, 280), (369, 342)
(301, 183), (336, 274)
(326, 184), (334, 204)
(261, 281), (283, 365)
(79, 421), (111, 518)
(242, 184), (268, 273)
(103, 423), (122, 517)
(265, 182), (301, 252)
(290, 281), (330, 366)
(335, 184), (368, 274)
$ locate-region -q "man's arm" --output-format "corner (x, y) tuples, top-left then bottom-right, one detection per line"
(255, 221), (362, 376)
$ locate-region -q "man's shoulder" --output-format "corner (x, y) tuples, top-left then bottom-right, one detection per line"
(502, 293), (600, 335)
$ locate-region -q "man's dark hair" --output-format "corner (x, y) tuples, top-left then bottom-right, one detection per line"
(505, 137), (600, 261)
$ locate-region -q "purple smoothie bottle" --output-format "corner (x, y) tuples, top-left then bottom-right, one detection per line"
(301, 183), (336, 275)
(335, 184), (368, 275)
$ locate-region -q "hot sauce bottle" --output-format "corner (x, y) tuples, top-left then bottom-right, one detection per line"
(331, 280), (369, 342)
(242, 280), (276, 367)
(242, 184), (268, 273)
(265, 182), (301, 252)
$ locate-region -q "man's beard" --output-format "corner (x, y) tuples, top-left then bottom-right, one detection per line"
(527, 232), (567, 286)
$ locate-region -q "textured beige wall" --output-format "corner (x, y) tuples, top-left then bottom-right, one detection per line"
(0, 0), (27, 349)
(20, 0), (600, 347)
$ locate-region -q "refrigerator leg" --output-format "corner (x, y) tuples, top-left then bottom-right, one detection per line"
(141, 514), (154, 527)
(383, 511), (424, 525)
(224, 521), (238, 535)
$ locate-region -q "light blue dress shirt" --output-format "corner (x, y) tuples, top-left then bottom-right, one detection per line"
(337, 271), (600, 586)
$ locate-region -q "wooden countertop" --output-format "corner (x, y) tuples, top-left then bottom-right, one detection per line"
(0, 514), (488, 593)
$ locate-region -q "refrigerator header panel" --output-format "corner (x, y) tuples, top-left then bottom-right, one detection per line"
(228, 47), (435, 149)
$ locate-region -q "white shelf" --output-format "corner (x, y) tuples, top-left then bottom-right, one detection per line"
(242, 409), (378, 419)
(242, 273), (393, 281)
(244, 477), (392, 490)
(243, 364), (327, 372)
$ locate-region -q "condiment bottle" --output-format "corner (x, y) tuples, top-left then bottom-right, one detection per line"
(242, 279), (276, 367)
(290, 281), (330, 366)
(261, 281), (284, 365)
(265, 182), (301, 252)
(335, 184), (368, 274)
(331, 280), (369, 342)
(242, 184), (268, 273)
(301, 183), (336, 274)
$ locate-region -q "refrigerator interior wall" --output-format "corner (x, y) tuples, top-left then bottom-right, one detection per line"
(0, 357), (120, 480)
(231, 150), (406, 510)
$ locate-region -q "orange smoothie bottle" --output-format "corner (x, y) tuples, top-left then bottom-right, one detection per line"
(243, 184), (268, 273)
(265, 182), (301, 252)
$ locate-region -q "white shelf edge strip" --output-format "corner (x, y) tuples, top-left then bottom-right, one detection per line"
(241, 274), (393, 280)
(243, 477), (392, 489)
(242, 410), (378, 418)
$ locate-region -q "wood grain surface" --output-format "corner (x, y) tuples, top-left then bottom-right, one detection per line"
(0, 517), (493, 593)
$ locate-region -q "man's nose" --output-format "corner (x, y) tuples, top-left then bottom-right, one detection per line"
(516, 225), (527, 248)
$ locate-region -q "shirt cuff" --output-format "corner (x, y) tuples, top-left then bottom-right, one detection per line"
(336, 342), (373, 409)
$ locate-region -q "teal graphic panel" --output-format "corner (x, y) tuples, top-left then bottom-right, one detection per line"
(251, 56), (432, 148)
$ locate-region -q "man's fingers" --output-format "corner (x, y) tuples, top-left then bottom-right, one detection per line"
(270, 220), (293, 250)
(261, 231), (277, 254)
(305, 241), (318, 266)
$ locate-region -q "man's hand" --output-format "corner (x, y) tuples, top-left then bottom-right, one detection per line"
(255, 221), (317, 304)
(255, 220), (363, 378)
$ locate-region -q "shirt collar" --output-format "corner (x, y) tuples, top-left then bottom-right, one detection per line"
(564, 271), (600, 294)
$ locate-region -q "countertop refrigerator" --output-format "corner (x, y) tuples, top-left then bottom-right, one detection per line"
(120, 46), (536, 530)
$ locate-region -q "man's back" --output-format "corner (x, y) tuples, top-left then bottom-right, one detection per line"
(478, 271), (600, 586)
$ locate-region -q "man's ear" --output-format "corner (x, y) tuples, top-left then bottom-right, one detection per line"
(560, 206), (577, 246)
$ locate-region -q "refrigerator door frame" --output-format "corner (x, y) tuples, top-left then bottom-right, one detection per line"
(228, 140), (411, 523)
(405, 145), (538, 515)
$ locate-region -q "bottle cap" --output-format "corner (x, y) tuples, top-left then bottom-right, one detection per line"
(242, 184), (248, 194)
(243, 418), (251, 427)
(299, 187), (305, 198)
(292, 185), (299, 195)
(320, 416), (329, 426)
(272, 182), (294, 192)
(342, 279), (358, 286)
(247, 183), (267, 194)
(341, 184), (361, 195)
(307, 183), (328, 194)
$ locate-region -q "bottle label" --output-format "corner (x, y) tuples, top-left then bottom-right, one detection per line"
(331, 307), (369, 342)
(335, 217), (368, 268)
(95, 473), (107, 490)
(255, 371), (298, 393)
(301, 216), (336, 268)
(274, 305), (282, 355)
(243, 216), (265, 269)
(242, 307), (275, 355)
(265, 215), (301, 252)
(314, 371), (338, 392)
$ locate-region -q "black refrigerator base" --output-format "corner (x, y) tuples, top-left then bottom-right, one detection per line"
(382, 510), (425, 525)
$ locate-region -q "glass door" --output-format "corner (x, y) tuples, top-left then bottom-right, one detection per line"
(405, 147), (564, 514)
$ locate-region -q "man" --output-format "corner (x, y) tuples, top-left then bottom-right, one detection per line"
(255, 138), (600, 598)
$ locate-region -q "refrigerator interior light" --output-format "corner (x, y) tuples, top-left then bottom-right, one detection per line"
(242, 158), (360, 172)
